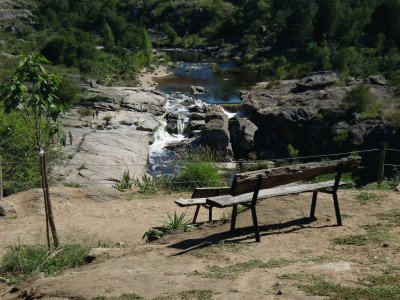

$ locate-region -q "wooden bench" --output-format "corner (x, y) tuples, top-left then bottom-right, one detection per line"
(175, 157), (360, 242)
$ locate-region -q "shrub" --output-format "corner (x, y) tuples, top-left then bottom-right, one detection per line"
(163, 211), (192, 232)
(384, 109), (400, 127)
(114, 170), (133, 191)
(287, 144), (299, 159)
(174, 162), (225, 191)
(103, 115), (113, 126)
(173, 148), (226, 191)
(142, 211), (192, 243)
(342, 85), (375, 114)
(333, 131), (349, 146)
(77, 107), (93, 117)
(57, 78), (82, 105)
(134, 175), (158, 196)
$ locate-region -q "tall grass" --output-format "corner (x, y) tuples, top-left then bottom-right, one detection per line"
(0, 244), (90, 284)
(172, 147), (227, 191)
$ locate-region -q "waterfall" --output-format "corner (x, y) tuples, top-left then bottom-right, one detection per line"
(148, 93), (204, 176)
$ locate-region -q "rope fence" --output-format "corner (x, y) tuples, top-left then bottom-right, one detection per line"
(0, 147), (386, 167)
(0, 146), (399, 196)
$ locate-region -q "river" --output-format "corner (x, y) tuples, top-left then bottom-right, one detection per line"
(148, 50), (264, 176)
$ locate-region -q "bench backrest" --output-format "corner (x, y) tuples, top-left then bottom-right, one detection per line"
(230, 157), (360, 196)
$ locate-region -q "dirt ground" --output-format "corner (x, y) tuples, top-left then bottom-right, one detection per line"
(0, 186), (399, 299)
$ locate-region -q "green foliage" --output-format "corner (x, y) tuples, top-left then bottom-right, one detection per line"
(142, 228), (165, 243)
(332, 225), (391, 246)
(193, 258), (296, 280)
(142, 211), (192, 243)
(333, 131), (348, 146)
(356, 191), (383, 205)
(113, 170), (133, 191)
(163, 211), (192, 232)
(0, 54), (66, 197)
(287, 144), (299, 159)
(173, 148), (226, 191)
(78, 107), (93, 117)
(342, 85), (375, 114)
(134, 175), (158, 196)
(301, 278), (400, 300)
(384, 109), (400, 127)
(103, 115), (112, 126)
(0, 243), (90, 284)
(57, 77), (82, 105)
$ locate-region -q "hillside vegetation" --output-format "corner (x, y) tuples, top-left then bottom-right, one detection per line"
(1, 0), (400, 85)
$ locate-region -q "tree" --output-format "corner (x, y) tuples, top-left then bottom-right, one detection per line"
(1, 54), (67, 249)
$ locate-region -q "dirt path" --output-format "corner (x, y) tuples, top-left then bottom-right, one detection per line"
(1, 187), (399, 299)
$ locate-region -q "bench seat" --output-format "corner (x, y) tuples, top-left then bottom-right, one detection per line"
(175, 197), (209, 207)
(207, 180), (346, 208)
(175, 180), (345, 208)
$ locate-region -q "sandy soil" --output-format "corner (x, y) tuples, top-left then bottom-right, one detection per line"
(136, 66), (172, 89)
(1, 187), (399, 299)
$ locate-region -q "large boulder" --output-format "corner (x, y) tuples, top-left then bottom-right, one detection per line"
(229, 117), (258, 158)
(296, 72), (340, 91)
(241, 72), (399, 160)
(202, 119), (230, 154)
(137, 119), (160, 132)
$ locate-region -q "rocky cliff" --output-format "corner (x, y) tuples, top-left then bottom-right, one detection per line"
(239, 72), (399, 160)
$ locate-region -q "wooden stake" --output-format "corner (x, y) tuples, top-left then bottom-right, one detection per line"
(378, 143), (387, 184)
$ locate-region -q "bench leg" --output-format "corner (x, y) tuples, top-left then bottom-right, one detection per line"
(208, 206), (213, 223)
(251, 204), (260, 242)
(230, 205), (238, 231)
(333, 192), (342, 226)
(192, 205), (200, 224)
(309, 191), (318, 220)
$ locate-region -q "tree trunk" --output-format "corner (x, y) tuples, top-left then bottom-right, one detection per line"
(39, 156), (51, 249)
(41, 153), (60, 247)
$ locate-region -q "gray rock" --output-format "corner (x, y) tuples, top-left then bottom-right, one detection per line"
(190, 120), (206, 131)
(229, 118), (258, 156)
(203, 119), (230, 152)
(191, 112), (206, 120)
(190, 85), (206, 94)
(296, 72), (340, 91)
(137, 119), (159, 132)
(369, 75), (387, 86)
(0, 201), (16, 217)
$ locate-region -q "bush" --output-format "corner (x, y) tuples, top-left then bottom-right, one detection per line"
(77, 107), (93, 117)
(342, 85), (375, 114)
(171, 147), (226, 191)
(174, 162), (225, 191)
(57, 78), (82, 105)
(142, 211), (192, 243)
(384, 109), (400, 127)
(134, 175), (158, 196)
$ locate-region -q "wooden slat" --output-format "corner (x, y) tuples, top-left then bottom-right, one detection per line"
(191, 187), (231, 198)
(231, 157), (359, 195)
(207, 180), (346, 208)
(175, 198), (207, 207)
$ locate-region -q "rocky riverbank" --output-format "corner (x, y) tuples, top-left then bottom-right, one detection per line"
(54, 86), (166, 186)
(239, 72), (400, 159)
(54, 71), (400, 186)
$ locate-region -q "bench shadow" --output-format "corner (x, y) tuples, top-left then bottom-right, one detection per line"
(168, 217), (334, 256)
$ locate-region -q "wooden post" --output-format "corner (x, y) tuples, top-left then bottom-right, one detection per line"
(0, 156), (3, 201)
(378, 143), (387, 184)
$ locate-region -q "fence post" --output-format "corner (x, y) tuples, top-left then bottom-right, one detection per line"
(377, 143), (386, 183)
(0, 156), (3, 201)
